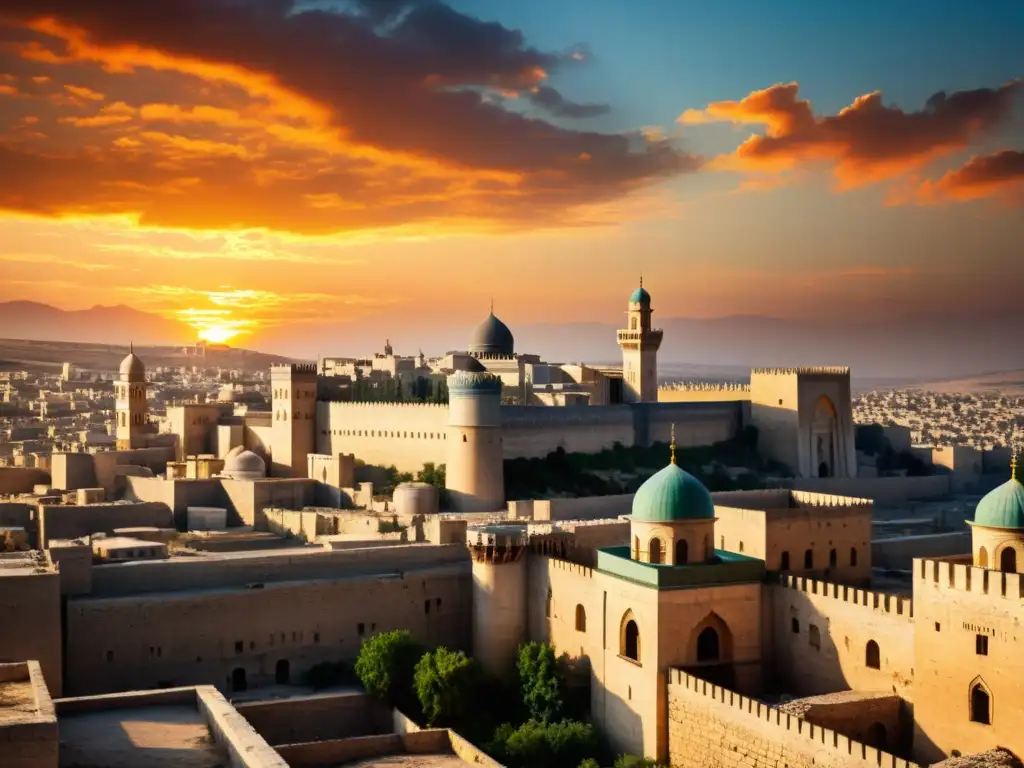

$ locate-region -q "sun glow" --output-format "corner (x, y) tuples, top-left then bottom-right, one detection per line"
(196, 323), (244, 344)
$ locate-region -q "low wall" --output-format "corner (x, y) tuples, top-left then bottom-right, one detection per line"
(0, 660), (58, 768)
(532, 494), (633, 521)
(668, 671), (918, 768)
(778, 692), (905, 754)
(235, 691), (390, 746)
(38, 500), (174, 547)
(871, 532), (970, 571)
(0, 467), (49, 495)
(792, 476), (950, 506)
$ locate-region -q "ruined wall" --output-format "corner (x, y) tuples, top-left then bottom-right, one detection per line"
(911, 559), (1024, 764)
(667, 670), (917, 768)
(0, 567), (62, 696)
(64, 560), (471, 696)
(767, 576), (915, 702)
(38, 501), (173, 546)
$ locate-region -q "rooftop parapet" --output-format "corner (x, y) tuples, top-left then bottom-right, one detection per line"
(914, 556), (1024, 601)
(270, 363), (317, 376)
(752, 366), (851, 376)
(774, 573), (914, 618)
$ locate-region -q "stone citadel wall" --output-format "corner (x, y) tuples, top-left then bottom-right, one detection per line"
(314, 400), (744, 472)
(667, 670), (917, 768)
(65, 559), (471, 696)
(766, 576), (915, 702)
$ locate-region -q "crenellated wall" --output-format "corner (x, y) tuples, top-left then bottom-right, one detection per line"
(667, 670), (918, 768)
(316, 401), (448, 472)
(767, 575), (915, 701)
(911, 557), (1024, 763)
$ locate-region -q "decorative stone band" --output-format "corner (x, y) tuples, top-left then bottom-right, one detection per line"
(447, 370), (503, 395)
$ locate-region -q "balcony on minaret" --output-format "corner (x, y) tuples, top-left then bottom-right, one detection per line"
(616, 327), (664, 349)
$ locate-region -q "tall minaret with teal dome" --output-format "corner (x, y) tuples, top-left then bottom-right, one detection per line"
(617, 276), (664, 402)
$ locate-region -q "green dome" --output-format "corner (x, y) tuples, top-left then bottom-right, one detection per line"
(631, 462), (715, 523)
(629, 286), (651, 304)
(972, 476), (1024, 529)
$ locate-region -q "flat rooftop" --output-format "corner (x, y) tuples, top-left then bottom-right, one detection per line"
(59, 704), (228, 768)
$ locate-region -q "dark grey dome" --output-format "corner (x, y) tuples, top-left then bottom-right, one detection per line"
(468, 312), (514, 356)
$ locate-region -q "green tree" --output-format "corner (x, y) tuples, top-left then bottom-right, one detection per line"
(354, 630), (424, 714)
(487, 719), (600, 768)
(517, 642), (565, 723)
(614, 756), (666, 768)
(578, 760), (601, 768)
(417, 462), (446, 488)
(414, 647), (478, 727)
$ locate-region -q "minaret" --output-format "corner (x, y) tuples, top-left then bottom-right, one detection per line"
(617, 277), (664, 402)
(116, 343), (148, 450)
(468, 525), (527, 678)
(446, 363), (504, 512)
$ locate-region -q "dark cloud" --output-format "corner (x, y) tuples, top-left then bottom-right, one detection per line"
(0, 0), (694, 234)
(527, 85), (610, 119)
(916, 150), (1024, 204)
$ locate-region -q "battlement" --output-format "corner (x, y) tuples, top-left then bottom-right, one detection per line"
(751, 366), (851, 376)
(775, 574), (914, 619)
(914, 557), (1024, 601)
(790, 489), (873, 509)
(661, 381), (751, 392)
(270, 363), (317, 376)
(668, 670), (918, 768)
(326, 401), (448, 410)
(548, 558), (594, 579)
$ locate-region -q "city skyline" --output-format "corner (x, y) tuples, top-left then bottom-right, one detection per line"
(0, 1), (1022, 351)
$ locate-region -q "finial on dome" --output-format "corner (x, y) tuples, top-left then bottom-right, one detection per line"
(130, 341), (133, 354)
(670, 423), (676, 465)
(1012, 424), (1020, 480)
(639, 273), (643, 289)
(490, 297), (494, 314)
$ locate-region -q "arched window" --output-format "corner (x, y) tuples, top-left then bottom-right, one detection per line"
(633, 536), (639, 560)
(970, 680), (991, 725)
(850, 547), (858, 567)
(231, 667), (247, 692)
(978, 546), (988, 568)
(649, 537), (662, 564)
(829, 548), (837, 568)
(696, 627), (720, 662)
(780, 551), (790, 570)
(1000, 547), (1017, 574)
(866, 640), (880, 670)
(791, 618), (799, 634)
(804, 549), (813, 569)
(703, 535), (711, 560)
(275, 659), (290, 685)
(809, 624), (821, 650)
(676, 539), (688, 565)
(630, 317), (638, 330)
(865, 723), (887, 749)
(621, 613), (640, 662)
(575, 604), (586, 632)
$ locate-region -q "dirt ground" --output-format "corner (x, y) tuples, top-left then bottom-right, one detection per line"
(59, 705), (228, 768)
(0, 680), (38, 725)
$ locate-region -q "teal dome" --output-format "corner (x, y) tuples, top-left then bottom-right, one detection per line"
(972, 476), (1024, 529)
(629, 286), (651, 304)
(631, 462), (715, 523)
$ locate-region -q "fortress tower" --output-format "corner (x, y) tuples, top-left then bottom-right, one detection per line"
(468, 525), (528, 678)
(445, 362), (504, 512)
(115, 345), (148, 451)
(270, 363), (318, 478)
(617, 279), (663, 403)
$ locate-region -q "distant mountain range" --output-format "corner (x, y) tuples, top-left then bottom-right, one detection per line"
(0, 301), (1019, 381)
(0, 301), (192, 345)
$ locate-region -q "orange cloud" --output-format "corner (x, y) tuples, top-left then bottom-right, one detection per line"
(0, 84), (17, 96)
(913, 150), (1024, 205)
(685, 81), (1023, 190)
(64, 83), (103, 100)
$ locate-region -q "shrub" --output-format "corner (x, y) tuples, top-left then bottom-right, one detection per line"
(414, 647), (478, 727)
(614, 755), (666, 768)
(578, 760), (601, 768)
(487, 719), (600, 768)
(354, 629), (424, 713)
(517, 642), (565, 723)
(305, 660), (356, 690)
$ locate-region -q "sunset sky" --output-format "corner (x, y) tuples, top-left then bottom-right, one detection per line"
(0, 0), (1022, 354)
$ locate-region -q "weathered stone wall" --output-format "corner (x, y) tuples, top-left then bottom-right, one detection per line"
(0, 566), (62, 696)
(667, 670), (917, 768)
(234, 691), (390, 746)
(776, 691), (904, 753)
(38, 500), (173, 546)
(767, 577), (915, 702)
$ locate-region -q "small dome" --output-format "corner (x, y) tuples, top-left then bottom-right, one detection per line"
(222, 450), (266, 480)
(629, 286), (651, 304)
(973, 475), (1024, 529)
(632, 462), (714, 523)
(120, 351), (145, 378)
(468, 312), (514, 356)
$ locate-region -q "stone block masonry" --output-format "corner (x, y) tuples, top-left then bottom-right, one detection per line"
(667, 670), (918, 768)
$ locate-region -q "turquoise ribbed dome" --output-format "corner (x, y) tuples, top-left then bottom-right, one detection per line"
(629, 286), (651, 304)
(973, 475), (1024, 529)
(631, 462), (715, 523)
